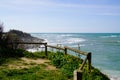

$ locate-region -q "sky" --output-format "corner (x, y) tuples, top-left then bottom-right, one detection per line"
(0, 0), (120, 33)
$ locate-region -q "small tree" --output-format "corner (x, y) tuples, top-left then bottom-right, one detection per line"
(0, 23), (20, 49)
(5, 32), (20, 49)
(0, 23), (4, 47)
(0, 23), (3, 39)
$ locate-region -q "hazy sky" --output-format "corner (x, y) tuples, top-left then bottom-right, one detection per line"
(0, 0), (120, 33)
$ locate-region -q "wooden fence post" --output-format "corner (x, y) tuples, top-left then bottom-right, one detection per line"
(77, 44), (81, 58)
(74, 70), (82, 80)
(45, 43), (47, 56)
(87, 52), (91, 72)
(64, 47), (67, 55)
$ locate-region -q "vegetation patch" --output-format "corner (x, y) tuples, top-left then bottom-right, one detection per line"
(0, 49), (110, 80)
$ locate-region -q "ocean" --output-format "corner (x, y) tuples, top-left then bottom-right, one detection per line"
(31, 33), (120, 80)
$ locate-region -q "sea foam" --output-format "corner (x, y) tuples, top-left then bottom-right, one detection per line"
(100, 35), (118, 38)
(66, 38), (86, 44)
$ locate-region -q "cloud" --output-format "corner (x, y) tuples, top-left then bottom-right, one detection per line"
(1, 0), (120, 9)
(96, 13), (120, 16)
(0, 0), (54, 7)
(0, 0), (120, 16)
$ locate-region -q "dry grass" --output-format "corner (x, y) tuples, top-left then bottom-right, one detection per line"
(0, 57), (57, 70)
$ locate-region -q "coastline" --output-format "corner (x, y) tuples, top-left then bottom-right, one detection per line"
(27, 48), (120, 80)
(103, 71), (120, 80)
(109, 76), (120, 80)
(27, 48), (111, 79)
(31, 33), (120, 80)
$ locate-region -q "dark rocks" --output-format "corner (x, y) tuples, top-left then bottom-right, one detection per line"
(7, 30), (45, 49)
(8, 30), (44, 43)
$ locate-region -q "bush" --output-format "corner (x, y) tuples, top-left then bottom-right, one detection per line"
(0, 48), (25, 65)
(46, 51), (109, 80)
(82, 67), (110, 80)
(0, 48), (25, 58)
(23, 51), (47, 59)
(48, 51), (82, 78)
(0, 58), (6, 65)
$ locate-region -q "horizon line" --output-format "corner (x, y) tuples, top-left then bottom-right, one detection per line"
(29, 32), (120, 34)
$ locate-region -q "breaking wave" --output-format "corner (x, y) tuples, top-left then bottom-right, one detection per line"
(102, 70), (120, 80)
(100, 35), (119, 38)
(66, 38), (86, 44)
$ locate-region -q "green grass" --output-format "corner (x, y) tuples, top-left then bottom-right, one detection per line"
(0, 49), (110, 80)
(23, 51), (46, 59)
(0, 65), (68, 80)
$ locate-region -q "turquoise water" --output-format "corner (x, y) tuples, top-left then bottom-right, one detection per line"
(31, 33), (120, 79)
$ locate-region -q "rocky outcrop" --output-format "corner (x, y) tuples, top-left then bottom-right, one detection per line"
(7, 30), (45, 49)
(8, 30), (44, 42)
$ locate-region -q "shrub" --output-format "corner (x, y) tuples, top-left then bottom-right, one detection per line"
(0, 48), (24, 58)
(47, 51), (82, 78)
(23, 51), (47, 59)
(46, 51), (109, 80)
(82, 67), (110, 80)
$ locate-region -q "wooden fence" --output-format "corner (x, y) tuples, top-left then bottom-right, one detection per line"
(10, 42), (91, 80)
(47, 45), (91, 80)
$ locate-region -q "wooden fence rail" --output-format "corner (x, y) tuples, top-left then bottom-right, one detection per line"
(47, 45), (64, 50)
(9, 42), (91, 80)
(47, 45), (91, 80)
(64, 46), (88, 56)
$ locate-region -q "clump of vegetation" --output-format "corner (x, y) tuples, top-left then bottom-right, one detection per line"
(47, 51), (82, 78)
(83, 68), (110, 80)
(0, 48), (25, 65)
(23, 51), (46, 59)
(47, 51), (109, 80)
(0, 48), (24, 57)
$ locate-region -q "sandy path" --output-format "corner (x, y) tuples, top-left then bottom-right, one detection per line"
(7, 57), (56, 70)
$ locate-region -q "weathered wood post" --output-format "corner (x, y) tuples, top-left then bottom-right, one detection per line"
(74, 70), (82, 80)
(87, 52), (91, 72)
(45, 43), (47, 56)
(64, 47), (67, 55)
(77, 44), (81, 58)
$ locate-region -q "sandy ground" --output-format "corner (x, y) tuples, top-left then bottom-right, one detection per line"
(5, 57), (56, 70)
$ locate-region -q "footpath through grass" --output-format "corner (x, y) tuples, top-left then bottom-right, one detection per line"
(0, 49), (110, 80)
